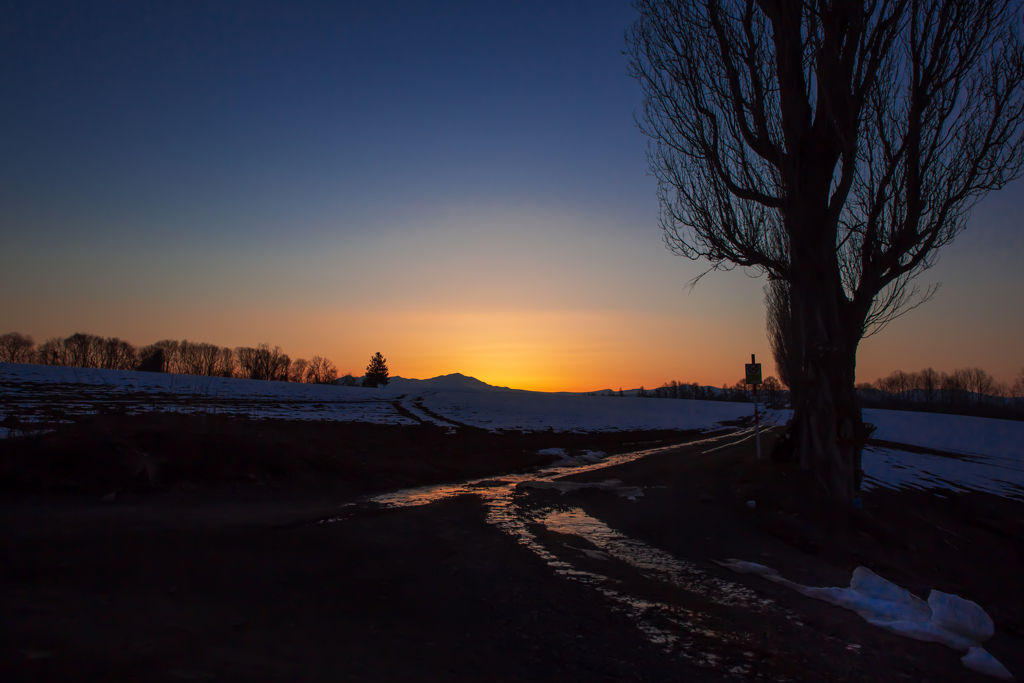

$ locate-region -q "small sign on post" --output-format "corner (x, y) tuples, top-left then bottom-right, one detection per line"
(745, 361), (762, 386)
(747, 354), (763, 459)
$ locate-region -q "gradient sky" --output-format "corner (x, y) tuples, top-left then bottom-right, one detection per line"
(2, 0), (1022, 392)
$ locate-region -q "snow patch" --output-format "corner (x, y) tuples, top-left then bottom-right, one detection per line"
(963, 647), (1016, 680)
(713, 560), (1012, 679)
(418, 391), (754, 432)
(864, 409), (1024, 461)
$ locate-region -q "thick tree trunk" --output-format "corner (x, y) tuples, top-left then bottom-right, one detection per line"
(787, 277), (868, 504)
(781, 159), (871, 503)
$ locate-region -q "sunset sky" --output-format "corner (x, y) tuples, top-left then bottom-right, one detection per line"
(2, 1), (1022, 392)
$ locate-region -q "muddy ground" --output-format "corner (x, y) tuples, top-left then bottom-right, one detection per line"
(1, 413), (1022, 681)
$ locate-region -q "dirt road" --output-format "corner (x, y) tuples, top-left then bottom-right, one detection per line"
(2, 419), (1021, 681)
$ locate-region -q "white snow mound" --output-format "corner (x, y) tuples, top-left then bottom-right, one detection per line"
(713, 560), (1013, 679)
(963, 647), (1016, 680)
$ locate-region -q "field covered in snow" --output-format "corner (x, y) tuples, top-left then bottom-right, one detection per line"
(2, 362), (1022, 500)
(861, 408), (1024, 500)
(0, 363), (760, 432)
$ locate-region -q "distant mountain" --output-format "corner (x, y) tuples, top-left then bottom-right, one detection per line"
(379, 373), (514, 392)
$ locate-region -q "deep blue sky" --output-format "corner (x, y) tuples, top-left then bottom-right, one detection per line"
(2, 1), (646, 248)
(2, 1), (1022, 390)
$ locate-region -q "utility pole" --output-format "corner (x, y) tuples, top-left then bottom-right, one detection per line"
(746, 354), (762, 459)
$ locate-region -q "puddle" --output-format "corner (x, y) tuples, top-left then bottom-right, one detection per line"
(519, 479), (644, 500)
(538, 507), (766, 609)
(353, 425), (782, 675)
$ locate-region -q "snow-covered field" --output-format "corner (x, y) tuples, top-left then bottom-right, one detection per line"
(415, 391), (763, 432)
(860, 408), (1024, 500)
(2, 362), (1022, 499)
(0, 363), (415, 424)
(0, 363), (759, 432)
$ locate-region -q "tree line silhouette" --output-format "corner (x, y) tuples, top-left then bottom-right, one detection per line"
(632, 366), (1024, 421)
(3, 330), (1020, 418)
(640, 376), (787, 406)
(858, 367), (1024, 421)
(0, 332), (345, 384)
(592, 376), (788, 407)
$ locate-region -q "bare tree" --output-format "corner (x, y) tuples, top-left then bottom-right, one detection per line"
(916, 367), (940, 403)
(64, 333), (101, 368)
(177, 340), (200, 375)
(215, 347), (235, 377)
(0, 332), (35, 363)
(275, 353), (291, 382)
(628, 0), (1024, 502)
(991, 380), (1010, 400)
(762, 375), (783, 406)
(289, 358), (310, 383)
(177, 341), (227, 376)
(307, 356), (338, 384)
(1012, 368), (1024, 408)
(939, 370), (960, 404)
(96, 337), (138, 370)
(148, 340), (181, 374)
(962, 366), (995, 402)
(236, 343), (290, 381)
(194, 343), (223, 376)
(36, 337), (68, 366)
(236, 347), (256, 379)
(235, 346), (259, 379)
(876, 369), (926, 402)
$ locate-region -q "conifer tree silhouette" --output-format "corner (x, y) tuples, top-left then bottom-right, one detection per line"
(364, 352), (389, 388)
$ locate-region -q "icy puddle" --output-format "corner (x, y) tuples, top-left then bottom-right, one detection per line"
(345, 426), (786, 675)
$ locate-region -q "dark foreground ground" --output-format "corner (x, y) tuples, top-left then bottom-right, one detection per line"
(1, 413), (1022, 681)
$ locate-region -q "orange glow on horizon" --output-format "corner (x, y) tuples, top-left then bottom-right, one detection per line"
(5, 289), (1022, 394)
